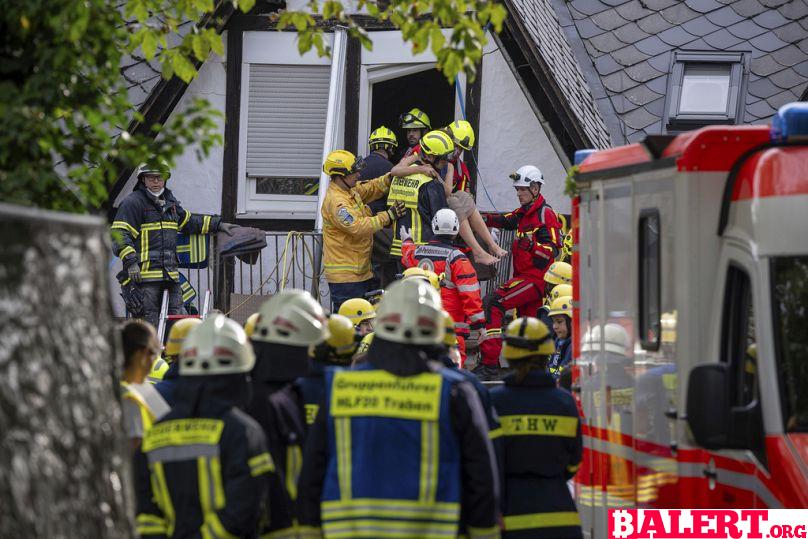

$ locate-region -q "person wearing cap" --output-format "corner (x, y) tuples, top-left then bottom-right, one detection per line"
(489, 317), (583, 539)
(296, 278), (500, 539)
(547, 296), (574, 382)
(477, 165), (564, 381)
(321, 149), (431, 312)
(134, 314), (283, 538)
(338, 297), (376, 336)
(112, 163), (236, 328)
(399, 107), (432, 157)
(246, 289), (329, 535)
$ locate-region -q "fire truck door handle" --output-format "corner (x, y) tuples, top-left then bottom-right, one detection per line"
(703, 466), (717, 479)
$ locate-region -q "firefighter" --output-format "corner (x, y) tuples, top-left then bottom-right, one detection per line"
(321, 150), (429, 311)
(296, 278), (500, 538)
(401, 208), (486, 367)
(247, 289), (329, 534)
(134, 314), (279, 538)
(490, 317), (583, 539)
(362, 126), (398, 215)
(401, 266), (442, 290)
(112, 163), (234, 328)
(149, 318), (201, 405)
(388, 130), (452, 263)
(479, 165), (563, 380)
(337, 297), (376, 337)
(550, 283), (573, 303)
(545, 261), (572, 287)
(399, 107), (431, 156)
(121, 319), (170, 452)
(547, 296), (573, 381)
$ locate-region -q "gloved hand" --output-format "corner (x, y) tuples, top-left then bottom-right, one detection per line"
(219, 222), (237, 236)
(127, 263), (142, 284)
(400, 225), (412, 242)
(517, 236), (534, 252)
(386, 200), (406, 222)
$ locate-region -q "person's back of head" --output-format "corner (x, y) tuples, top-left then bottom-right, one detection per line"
(502, 317), (554, 383)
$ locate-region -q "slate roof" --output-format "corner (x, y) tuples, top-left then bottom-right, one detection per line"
(510, 0), (614, 148)
(548, 0), (808, 143)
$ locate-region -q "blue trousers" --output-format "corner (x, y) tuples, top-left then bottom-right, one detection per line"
(328, 279), (375, 313)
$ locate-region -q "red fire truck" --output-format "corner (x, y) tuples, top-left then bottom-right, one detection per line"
(569, 102), (808, 538)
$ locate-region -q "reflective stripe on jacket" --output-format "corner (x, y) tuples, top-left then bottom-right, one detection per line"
(112, 182), (220, 283)
(388, 172), (448, 257)
(321, 175), (392, 283)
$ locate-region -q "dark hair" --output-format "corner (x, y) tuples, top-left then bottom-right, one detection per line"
(511, 354), (549, 383)
(555, 314), (572, 337)
(121, 319), (157, 369)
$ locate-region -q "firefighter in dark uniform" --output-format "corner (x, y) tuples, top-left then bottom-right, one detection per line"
(134, 314), (283, 538)
(112, 163), (234, 327)
(246, 289), (329, 536)
(490, 317), (583, 539)
(296, 278), (501, 539)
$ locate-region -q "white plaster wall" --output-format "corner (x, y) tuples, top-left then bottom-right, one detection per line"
(476, 47), (570, 215)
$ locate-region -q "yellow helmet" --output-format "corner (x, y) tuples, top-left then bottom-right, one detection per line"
(244, 313), (260, 339)
(402, 267), (441, 290)
(503, 317), (554, 361)
(441, 310), (458, 347)
(356, 332), (374, 356)
(165, 318), (203, 358)
(419, 130), (455, 160)
(323, 150), (364, 177)
(550, 284), (573, 303)
(446, 120), (475, 150)
(400, 108), (431, 130)
(544, 261), (572, 286)
(547, 295), (573, 318)
(324, 314), (358, 361)
(338, 298), (376, 326)
(368, 126), (398, 150)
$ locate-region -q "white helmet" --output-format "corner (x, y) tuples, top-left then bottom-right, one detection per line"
(252, 289), (328, 346)
(180, 314), (255, 376)
(432, 208), (460, 236)
(374, 279), (444, 345)
(580, 323), (628, 356)
(510, 165), (544, 187)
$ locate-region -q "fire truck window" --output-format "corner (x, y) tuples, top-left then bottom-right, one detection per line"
(638, 210), (661, 350)
(771, 256), (808, 433)
(720, 266), (758, 408)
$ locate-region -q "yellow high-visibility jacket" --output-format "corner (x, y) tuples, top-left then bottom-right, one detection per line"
(322, 174), (392, 283)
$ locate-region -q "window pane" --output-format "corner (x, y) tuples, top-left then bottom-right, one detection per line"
(771, 256), (808, 432)
(679, 64), (731, 114)
(639, 211), (660, 349)
(255, 177), (319, 196)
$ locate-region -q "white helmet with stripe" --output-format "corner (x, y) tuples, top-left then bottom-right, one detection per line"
(180, 314), (255, 376)
(580, 323), (628, 356)
(252, 289), (329, 346)
(432, 208), (460, 236)
(374, 278), (444, 345)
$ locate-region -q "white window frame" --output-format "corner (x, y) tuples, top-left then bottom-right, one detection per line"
(357, 30), (466, 158)
(237, 31), (343, 220)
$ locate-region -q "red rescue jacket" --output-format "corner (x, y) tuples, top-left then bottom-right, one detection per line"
(400, 238), (486, 334)
(484, 195), (562, 284)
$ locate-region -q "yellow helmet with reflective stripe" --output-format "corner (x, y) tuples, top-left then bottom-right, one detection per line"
(244, 313), (260, 339)
(550, 284), (573, 303)
(441, 310), (458, 347)
(165, 318), (202, 358)
(548, 296), (573, 318)
(544, 261), (572, 286)
(400, 108), (431, 130)
(338, 298), (376, 326)
(503, 317), (554, 360)
(420, 130), (455, 160)
(447, 120), (475, 150)
(369, 126), (398, 150)
(323, 150), (364, 177)
(402, 267), (441, 290)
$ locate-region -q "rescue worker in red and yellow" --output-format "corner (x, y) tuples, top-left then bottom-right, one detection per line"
(149, 318), (202, 406)
(112, 163), (235, 328)
(490, 317), (583, 539)
(388, 130), (451, 263)
(296, 278), (501, 539)
(400, 207), (487, 367)
(337, 297), (376, 337)
(321, 149), (430, 311)
(400, 107), (431, 156)
(121, 319), (170, 453)
(479, 166), (564, 380)
(246, 289), (329, 536)
(134, 314), (282, 538)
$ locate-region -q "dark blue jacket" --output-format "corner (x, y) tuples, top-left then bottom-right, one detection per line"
(154, 362), (180, 405)
(490, 370), (583, 539)
(549, 337), (572, 380)
(360, 152), (394, 214)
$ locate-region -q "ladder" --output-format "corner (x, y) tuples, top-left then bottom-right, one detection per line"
(156, 289), (212, 345)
